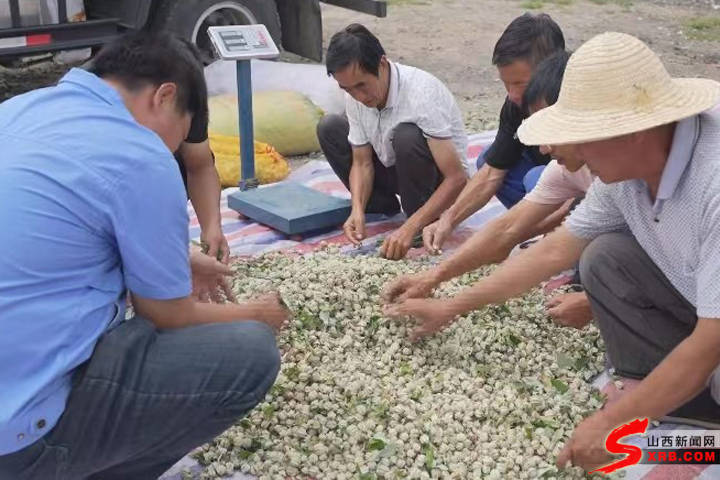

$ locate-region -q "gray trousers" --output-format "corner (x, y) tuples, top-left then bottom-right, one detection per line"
(0, 317), (280, 480)
(581, 233), (720, 421)
(316, 114), (443, 217)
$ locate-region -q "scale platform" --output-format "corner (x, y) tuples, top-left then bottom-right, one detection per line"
(208, 25), (349, 236)
(228, 183), (351, 235)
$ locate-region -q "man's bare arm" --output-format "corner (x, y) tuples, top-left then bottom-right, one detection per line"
(532, 198), (574, 237)
(443, 225), (589, 316)
(428, 200), (567, 283)
(181, 141), (222, 237)
(342, 145), (376, 244)
(444, 163), (508, 228)
(558, 316), (720, 470)
(349, 145), (375, 212)
(603, 317), (720, 426)
(132, 294), (287, 330)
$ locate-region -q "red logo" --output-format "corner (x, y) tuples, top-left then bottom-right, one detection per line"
(591, 418), (649, 474)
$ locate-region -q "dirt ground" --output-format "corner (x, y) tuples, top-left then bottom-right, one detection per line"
(321, 0), (720, 131)
(1, 0), (719, 133)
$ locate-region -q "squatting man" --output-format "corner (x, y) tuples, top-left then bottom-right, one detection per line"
(318, 23), (468, 260)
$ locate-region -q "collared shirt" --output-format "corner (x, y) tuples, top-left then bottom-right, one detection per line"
(652, 115), (701, 218)
(346, 61), (468, 169)
(524, 161), (594, 205)
(567, 112), (720, 319)
(0, 69), (191, 454)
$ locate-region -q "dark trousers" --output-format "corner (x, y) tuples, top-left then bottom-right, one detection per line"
(316, 114), (443, 217)
(581, 233), (720, 422)
(0, 317), (280, 480)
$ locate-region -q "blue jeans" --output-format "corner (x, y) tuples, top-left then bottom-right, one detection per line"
(0, 317), (280, 480)
(477, 150), (546, 209)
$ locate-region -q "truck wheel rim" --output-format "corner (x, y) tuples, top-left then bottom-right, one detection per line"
(192, 2), (258, 64)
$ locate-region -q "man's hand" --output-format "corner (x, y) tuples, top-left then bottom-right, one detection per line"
(343, 210), (366, 246)
(183, 140), (227, 262)
(248, 292), (290, 332)
(384, 298), (457, 342)
(557, 412), (614, 472)
(201, 227), (230, 263)
(380, 225), (416, 260)
(423, 212), (454, 254)
(382, 272), (438, 304)
(190, 250), (236, 303)
(547, 291), (593, 329)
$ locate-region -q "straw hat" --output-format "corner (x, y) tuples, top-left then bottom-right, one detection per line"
(517, 32), (720, 145)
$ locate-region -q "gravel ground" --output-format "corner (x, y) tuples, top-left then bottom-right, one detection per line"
(322, 0), (720, 133)
(650, 0), (718, 6)
(1, 0), (719, 136)
(0, 61), (70, 103)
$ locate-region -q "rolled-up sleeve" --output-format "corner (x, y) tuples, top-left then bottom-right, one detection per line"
(346, 95), (369, 147)
(696, 192), (720, 318)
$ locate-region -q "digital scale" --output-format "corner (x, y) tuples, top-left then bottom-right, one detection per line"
(208, 25), (351, 235)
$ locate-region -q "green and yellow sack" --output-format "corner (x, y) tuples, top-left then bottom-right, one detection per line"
(208, 91), (323, 156)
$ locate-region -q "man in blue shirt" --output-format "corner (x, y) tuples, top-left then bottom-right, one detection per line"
(0, 33), (288, 480)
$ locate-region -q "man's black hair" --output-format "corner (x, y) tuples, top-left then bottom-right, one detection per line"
(522, 50), (570, 114)
(88, 31), (206, 117)
(326, 23), (385, 77)
(492, 13), (565, 67)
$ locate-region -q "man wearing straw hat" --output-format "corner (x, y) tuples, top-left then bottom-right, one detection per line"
(384, 32), (720, 471)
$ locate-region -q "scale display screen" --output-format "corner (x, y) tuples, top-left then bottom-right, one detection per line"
(208, 25), (280, 60)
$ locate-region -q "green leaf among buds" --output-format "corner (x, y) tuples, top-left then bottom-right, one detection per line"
(367, 437), (387, 451)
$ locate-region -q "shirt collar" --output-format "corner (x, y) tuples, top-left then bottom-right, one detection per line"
(58, 68), (125, 107)
(383, 61), (400, 110)
(655, 115), (699, 203)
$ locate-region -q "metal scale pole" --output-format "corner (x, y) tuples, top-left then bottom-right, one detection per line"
(236, 59), (258, 190)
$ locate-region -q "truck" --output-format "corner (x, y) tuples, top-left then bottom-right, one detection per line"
(0, 0), (387, 64)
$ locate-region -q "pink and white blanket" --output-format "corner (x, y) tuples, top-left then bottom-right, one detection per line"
(187, 132), (502, 258)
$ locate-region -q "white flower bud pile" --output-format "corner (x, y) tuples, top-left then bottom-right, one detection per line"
(195, 248), (617, 480)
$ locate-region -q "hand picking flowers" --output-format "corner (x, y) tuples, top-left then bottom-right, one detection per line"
(194, 249), (614, 480)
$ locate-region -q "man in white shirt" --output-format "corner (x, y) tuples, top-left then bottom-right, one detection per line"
(317, 24), (468, 260)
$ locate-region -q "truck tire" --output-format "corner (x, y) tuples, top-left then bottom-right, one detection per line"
(152, 0), (281, 64)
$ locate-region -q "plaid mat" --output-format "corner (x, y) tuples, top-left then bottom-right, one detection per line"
(188, 132), (502, 258)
